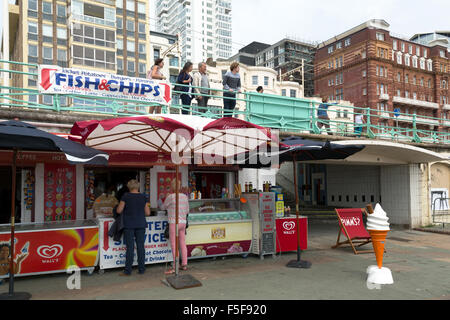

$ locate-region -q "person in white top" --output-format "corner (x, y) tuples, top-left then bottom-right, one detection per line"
(354, 111), (365, 137)
(147, 58), (166, 114)
(161, 179), (189, 274)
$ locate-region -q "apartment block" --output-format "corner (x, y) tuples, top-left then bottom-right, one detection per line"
(314, 20), (449, 134)
(155, 0), (232, 64)
(5, 0), (151, 107)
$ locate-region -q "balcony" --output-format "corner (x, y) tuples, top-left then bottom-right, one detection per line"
(444, 104), (450, 111)
(393, 96), (440, 109)
(379, 93), (389, 101)
(395, 115), (440, 126)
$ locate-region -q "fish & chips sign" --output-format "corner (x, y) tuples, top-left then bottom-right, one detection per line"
(38, 65), (171, 105)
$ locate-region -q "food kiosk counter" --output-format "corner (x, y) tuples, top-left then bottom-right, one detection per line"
(186, 199), (253, 258)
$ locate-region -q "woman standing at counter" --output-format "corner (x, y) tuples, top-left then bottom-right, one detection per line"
(162, 179), (189, 274)
(116, 180), (150, 276)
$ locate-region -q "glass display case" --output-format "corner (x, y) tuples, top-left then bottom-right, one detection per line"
(188, 199), (251, 224)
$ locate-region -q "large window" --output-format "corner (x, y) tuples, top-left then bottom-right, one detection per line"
(290, 89), (296, 98)
(57, 4), (66, 17)
(72, 45), (115, 70)
(42, 1), (52, 14)
(57, 49), (67, 62)
(43, 47), (53, 60)
(28, 44), (38, 57)
(72, 23), (115, 49)
(28, 0), (37, 11)
(43, 24), (52, 37)
(252, 76), (258, 86)
(28, 22), (38, 34)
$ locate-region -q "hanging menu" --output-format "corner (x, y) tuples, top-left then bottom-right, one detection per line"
(44, 164), (76, 222)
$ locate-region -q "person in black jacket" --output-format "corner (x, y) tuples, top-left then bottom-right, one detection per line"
(177, 62), (194, 114)
(116, 180), (150, 276)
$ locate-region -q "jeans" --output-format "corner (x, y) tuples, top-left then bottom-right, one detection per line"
(196, 96), (209, 113)
(223, 94), (236, 117)
(123, 228), (146, 274)
(181, 94), (192, 115)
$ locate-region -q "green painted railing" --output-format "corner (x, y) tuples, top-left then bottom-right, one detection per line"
(0, 59), (449, 144)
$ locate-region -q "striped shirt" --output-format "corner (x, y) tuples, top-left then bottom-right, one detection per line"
(162, 193), (189, 224)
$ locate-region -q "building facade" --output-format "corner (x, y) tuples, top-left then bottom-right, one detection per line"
(253, 38), (317, 97)
(5, 0), (151, 108)
(411, 31), (450, 51)
(155, 0), (232, 64)
(314, 20), (450, 135)
(149, 30), (181, 84)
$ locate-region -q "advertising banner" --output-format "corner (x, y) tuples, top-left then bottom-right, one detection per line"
(38, 65), (172, 105)
(98, 217), (173, 270)
(186, 222), (252, 258)
(275, 217), (308, 252)
(44, 164), (76, 222)
(0, 227), (98, 278)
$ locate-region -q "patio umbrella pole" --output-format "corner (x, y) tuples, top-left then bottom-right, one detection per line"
(286, 153), (311, 269)
(166, 165), (202, 289)
(0, 149), (32, 300)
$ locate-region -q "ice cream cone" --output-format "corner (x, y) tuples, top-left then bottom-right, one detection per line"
(368, 230), (388, 269)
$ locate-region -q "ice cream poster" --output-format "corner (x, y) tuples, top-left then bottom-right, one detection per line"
(157, 172), (181, 203)
(44, 164), (76, 221)
(0, 228), (98, 278)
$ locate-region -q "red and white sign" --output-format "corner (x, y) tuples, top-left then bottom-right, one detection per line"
(276, 217), (308, 252)
(38, 65), (171, 105)
(44, 164), (76, 222)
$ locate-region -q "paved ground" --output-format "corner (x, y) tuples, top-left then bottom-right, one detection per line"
(2, 220), (449, 300)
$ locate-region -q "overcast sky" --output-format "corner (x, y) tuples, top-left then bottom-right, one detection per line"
(230, 0), (450, 53)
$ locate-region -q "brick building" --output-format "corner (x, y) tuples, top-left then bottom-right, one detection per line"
(314, 19), (449, 134)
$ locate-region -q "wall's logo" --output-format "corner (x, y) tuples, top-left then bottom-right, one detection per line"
(37, 244), (63, 259)
(283, 221), (295, 231)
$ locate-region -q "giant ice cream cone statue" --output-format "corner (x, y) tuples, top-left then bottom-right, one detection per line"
(365, 204), (393, 286)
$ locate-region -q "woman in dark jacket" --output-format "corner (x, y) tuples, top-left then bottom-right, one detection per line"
(116, 179), (150, 276)
(177, 62), (194, 115)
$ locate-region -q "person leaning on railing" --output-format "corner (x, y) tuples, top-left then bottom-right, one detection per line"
(193, 62), (211, 111)
(177, 62), (194, 115)
(147, 58), (166, 114)
(222, 61), (242, 118)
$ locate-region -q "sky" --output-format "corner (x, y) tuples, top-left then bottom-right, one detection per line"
(230, 0), (450, 53)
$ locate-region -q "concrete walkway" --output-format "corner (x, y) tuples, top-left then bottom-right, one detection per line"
(2, 220), (449, 300)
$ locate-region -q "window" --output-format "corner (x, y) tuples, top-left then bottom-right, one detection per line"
(252, 75), (258, 86)
(412, 57), (418, 68)
(396, 52), (402, 64)
(363, 88), (367, 95)
(126, 0), (134, 11)
(117, 39), (123, 50)
(57, 27), (67, 39)
(401, 43), (405, 52)
(362, 69), (366, 77)
(28, 22), (38, 34)
(42, 1), (52, 14)
(428, 79), (432, 88)
(126, 19), (135, 32)
(413, 92), (417, 100)
(413, 76), (416, 85)
(281, 89), (286, 96)
(420, 59), (425, 70)
(376, 32), (385, 41)
(440, 50), (445, 58)
(362, 51), (366, 59)
(397, 72), (401, 82)
(28, 0), (37, 11)
(153, 48), (160, 60)
(328, 46), (333, 54)
(393, 40), (397, 51)
(290, 89), (296, 98)
(427, 61), (433, 71)
(117, 59), (123, 70)
(28, 44), (38, 57)
(57, 4), (66, 17)
(405, 55), (410, 66)
(57, 49), (67, 61)
(405, 91), (409, 98)
(396, 89), (401, 97)
(127, 40), (135, 52)
(137, 2), (146, 14)
(138, 62), (146, 74)
(117, 17), (123, 29)
(138, 22), (145, 34)
(127, 61), (135, 72)
(344, 38), (351, 46)
(423, 49), (427, 58)
(408, 44), (412, 55)
(138, 43), (145, 54)
(420, 78), (424, 87)
(43, 47), (52, 59)
(405, 74), (409, 83)
(264, 76), (269, 86)
(416, 47), (420, 56)
(43, 24), (52, 37)
(336, 42), (342, 49)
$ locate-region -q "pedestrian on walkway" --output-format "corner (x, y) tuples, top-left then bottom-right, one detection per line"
(162, 179), (189, 274)
(222, 62), (241, 118)
(317, 96), (332, 135)
(354, 110), (365, 137)
(147, 58), (166, 114)
(116, 179), (150, 276)
(193, 62), (211, 113)
(177, 62), (194, 115)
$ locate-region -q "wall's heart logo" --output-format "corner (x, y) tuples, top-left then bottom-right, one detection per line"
(37, 244), (63, 259)
(283, 221), (295, 231)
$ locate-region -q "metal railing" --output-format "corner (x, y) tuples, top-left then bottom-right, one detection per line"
(432, 197), (449, 227)
(0, 59), (449, 144)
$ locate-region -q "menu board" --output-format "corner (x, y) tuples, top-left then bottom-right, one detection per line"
(157, 172), (181, 203)
(44, 164), (76, 222)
